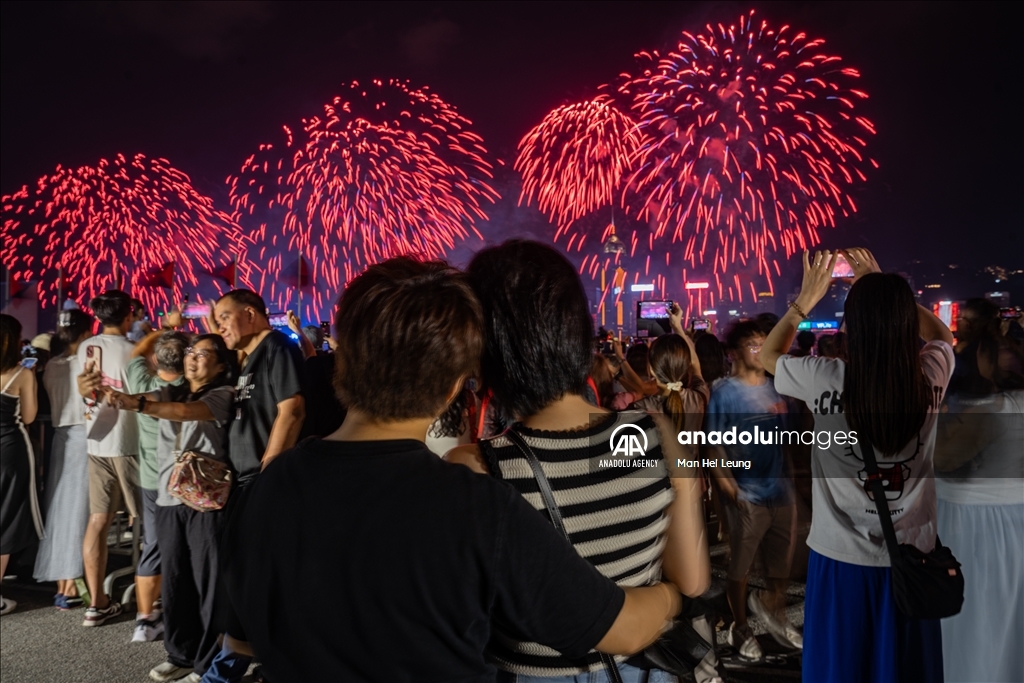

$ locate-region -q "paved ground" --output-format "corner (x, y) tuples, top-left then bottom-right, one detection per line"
(1, 542), (802, 683)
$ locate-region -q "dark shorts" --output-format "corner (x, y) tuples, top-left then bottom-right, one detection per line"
(138, 488), (161, 577)
(724, 499), (796, 581)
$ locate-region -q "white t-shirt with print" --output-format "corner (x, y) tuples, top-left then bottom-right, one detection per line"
(77, 333), (139, 456)
(774, 341), (955, 567)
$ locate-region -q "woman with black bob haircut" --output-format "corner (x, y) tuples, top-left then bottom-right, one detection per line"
(761, 248), (955, 683)
(103, 333), (236, 681)
(451, 240), (710, 682)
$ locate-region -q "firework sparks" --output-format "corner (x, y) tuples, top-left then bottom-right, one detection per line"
(515, 98), (641, 238)
(229, 79), (498, 321)
(624, 10), (876, 293)
(1, 153), (251, 312)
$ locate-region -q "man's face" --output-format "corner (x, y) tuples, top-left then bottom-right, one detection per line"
(214, 299), (254, 350)
(734, 334), (766, 371)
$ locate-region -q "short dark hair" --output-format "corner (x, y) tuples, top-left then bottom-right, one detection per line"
(218, 289), (268, 318)
(334, 257), (483, 420)
(755, 312), (780, 336)
(131, 298), (145, 317)
(796, 330), (817, 352)
(90, 290), (133, 327)
(191, 334), (237, 387)
(626, 343), (650, 377)
(0, 314), (23, 373)
(56, 309), (95, 349)
(725, 320), (764, 351)
(695, 333), (727, 383)
(154, 331), (190, 373)
(467, 240), (593, 420)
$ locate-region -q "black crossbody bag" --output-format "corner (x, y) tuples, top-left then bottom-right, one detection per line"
(860, 436), (964, 620)
(504, 429), (711, 683)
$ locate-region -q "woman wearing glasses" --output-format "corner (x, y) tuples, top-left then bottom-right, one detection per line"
(104, 335), (236, 683)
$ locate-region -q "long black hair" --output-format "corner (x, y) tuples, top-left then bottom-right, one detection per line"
(843, 273), (931, 456)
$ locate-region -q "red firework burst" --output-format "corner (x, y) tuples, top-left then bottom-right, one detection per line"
(624, 10), (876, 299)
(1, 153), (252, 313)
(515, 98), (641, 238)
(229, 79), (498, 321)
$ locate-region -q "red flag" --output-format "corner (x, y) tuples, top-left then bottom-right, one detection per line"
(9, 274), (30, 298)
(289, 256), (310, 288)
(143, 262), (175, 288)
(211, 261), (237, 288)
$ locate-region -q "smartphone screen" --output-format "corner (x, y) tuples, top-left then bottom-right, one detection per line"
(268, 313), (289, 328)
(85, 345), (103, 375)
(181, 302), (208, 319)
(320, 321), (331, 351)
(690, 318), (710, 331)
(20, 357), (38, 369)
(832, 253), (855, 279)
(638, 301), (671, 320)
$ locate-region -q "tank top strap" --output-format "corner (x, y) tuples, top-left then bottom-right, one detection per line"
(1, 366), (23, 394)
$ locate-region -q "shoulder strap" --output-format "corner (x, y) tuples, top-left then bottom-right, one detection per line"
(859, 436), (902, 559)
(503, 428), (625, 683)
(504, 429), (568, 540)
(1, 366), (24, 393)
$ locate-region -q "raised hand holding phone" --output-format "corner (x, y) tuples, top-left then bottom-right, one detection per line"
(840, 247), (881, 283)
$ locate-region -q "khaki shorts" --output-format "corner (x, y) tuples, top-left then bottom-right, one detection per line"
(724, 499), (796, 581)
(88, 455), (141, 518)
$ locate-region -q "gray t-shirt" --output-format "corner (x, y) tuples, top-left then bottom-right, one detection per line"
(156, 385), (235, 507)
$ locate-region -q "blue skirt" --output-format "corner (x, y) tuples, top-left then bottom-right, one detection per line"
(802, 549), (943, 683)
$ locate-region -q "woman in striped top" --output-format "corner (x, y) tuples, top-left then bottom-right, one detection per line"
(449, 240), (710, 682)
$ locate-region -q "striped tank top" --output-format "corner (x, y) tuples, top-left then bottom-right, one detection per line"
(480, 411), (673, 676)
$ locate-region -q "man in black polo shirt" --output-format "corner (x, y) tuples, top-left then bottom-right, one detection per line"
(199, 289), (305, 683)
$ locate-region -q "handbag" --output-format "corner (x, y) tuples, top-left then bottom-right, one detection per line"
(860, 435), (964, 620)
(504, 429), (712, 683)
(167, 428), (232, 512)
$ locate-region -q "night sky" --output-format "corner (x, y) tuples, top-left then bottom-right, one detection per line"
(2, 1), (1021, 293)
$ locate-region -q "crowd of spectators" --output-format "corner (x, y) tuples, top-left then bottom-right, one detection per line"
(0, 243), (1021, 683)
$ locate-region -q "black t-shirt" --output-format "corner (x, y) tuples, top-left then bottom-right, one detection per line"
(228, 330), (304, 478)
(222, 438), (624, 683)
(299, 352), (346, 439)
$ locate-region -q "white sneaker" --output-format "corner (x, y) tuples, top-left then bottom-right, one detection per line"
(149, 661), (193, 682)
(747, 589), (802, 650)
(782, 624), (803, 650)
(0, 597), (17, 615)
(182, 674), (202, 683)
(727, 622), (763, 661)
(132, 617), (165, 642)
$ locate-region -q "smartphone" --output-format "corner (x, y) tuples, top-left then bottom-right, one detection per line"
(832, 253), (855, 279)
(638, 301), (672, 320)
(320, 321), (331, 351)
(85, 345), (103, 375)
(181, 302), (208, 319)
(690, 318), (710, 331)
(1000, 307), (1022, 320)
(268, 312), (289, 328)
(20, 357), (38, 369)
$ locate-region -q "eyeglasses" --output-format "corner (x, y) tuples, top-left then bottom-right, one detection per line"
(746, 345), (763, 353)
(185, 347), (214, 360)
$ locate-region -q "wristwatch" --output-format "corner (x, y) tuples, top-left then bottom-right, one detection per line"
(137, 395), (148, 414)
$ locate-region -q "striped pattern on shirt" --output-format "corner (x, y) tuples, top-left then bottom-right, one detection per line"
(480, 411), (673, 677)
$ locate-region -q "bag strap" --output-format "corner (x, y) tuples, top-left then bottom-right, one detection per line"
(504, 428), (625, 683)
(859, 435), (902, 559)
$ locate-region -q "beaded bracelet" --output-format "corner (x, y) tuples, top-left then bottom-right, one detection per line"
(789, 301), (809, 319)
